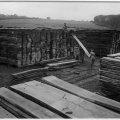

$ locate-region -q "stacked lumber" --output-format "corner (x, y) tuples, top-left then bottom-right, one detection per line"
(0, 106), (16, 118)
(10, 80), (120, 118)
(41, 76), (120, 113)
(0, 28), (82, 67)
(12, 67), (49, 83)
(99, 56), (120, 95)
(75, 30), (114, 57)
(0, 36), (22, 66)
(0, 87), (61, 118)
(47, 59), (80, 70)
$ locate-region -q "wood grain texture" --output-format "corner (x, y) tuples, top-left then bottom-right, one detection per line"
(11, 80), (120, 118)
(42, 75), (120, 114)
(0, 106), (16, 118)
(0, 87), (61, 118)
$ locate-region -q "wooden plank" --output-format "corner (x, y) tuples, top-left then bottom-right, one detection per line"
(72, 34), (90, 57)
(107, 53), (120, 57)
(11, 80), (120, 118)
(47, 59), (78, 67)
(41, 76), (120, 113)
(0, 106), (16, 118)
(0, 87), (61, 118)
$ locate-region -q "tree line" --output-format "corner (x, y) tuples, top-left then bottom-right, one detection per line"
(94, 15), (120, 30)
(0, 14), (39, 20)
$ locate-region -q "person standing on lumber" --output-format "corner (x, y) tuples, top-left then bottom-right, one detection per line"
(90, 49), (95, 69)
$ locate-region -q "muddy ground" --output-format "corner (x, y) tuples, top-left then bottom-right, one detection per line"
(0, 55), (120, 102)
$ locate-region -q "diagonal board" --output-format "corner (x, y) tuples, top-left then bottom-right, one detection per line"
(0, 87), (61, 118)
(11, 80), (120, 118)
(72, 34), (90, 58)
(41, 75), (120, 114)
(0, 106), (16, 118)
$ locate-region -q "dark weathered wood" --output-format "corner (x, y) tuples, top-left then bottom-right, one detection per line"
(10, 80), (120, 118)
(47, 59), (78, 67)
(0, 87), (61, 118)
(42, 76), (120, 113)
(0, 106), (16, 118)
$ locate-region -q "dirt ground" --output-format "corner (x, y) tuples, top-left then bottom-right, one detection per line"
(1, 55), (120, 102)
(0, 55), (100, 92)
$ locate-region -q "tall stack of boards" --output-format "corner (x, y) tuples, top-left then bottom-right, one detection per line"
(0, 28), (81, 67)
(100, 53), (120, 95)
(0, 75), (120, 118)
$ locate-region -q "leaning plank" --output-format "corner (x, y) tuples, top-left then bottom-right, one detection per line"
(42, 76), (120, 113)
(0, 87), (61, 118)
(11, 81), (120, 118)
(0, 106), (16, 118)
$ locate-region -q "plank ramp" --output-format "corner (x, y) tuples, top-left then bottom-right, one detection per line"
(0, 106), (16, 118)
(42, 75), (120, 113)
(10, 80), (120, 118)
(0, 87), (61, 118)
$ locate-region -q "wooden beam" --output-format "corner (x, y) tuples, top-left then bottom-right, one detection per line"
(41, 76), (120, 114)
(0, 106), (16, 118)
(10, 80), (120, 118)
(0, 87), (61, 118)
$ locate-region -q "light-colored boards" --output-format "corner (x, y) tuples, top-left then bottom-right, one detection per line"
(107, 53), (120, 57)
(0, 106), (16, 118)
(11, 80), (120, 118)
(72, 34), (90, 58)
(42, 75), (120, 113)
(0, 87), (61, 118)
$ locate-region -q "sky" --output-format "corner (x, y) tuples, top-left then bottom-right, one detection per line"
(0, 1), (120, 21)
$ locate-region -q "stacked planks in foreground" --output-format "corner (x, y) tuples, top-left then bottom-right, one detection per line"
(99, 53), (120, 95)
(1, 75), (120, 118)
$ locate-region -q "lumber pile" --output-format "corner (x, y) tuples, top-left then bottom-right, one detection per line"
(0, 28), (82, 67)
(0, 36), (22, 66)
(10, 80), (120, 118)
(47, 59), (80, 70)
(1, 76), (120, 118)
(75, 30), (114, 57)
(41, 76), (120, 113)
(12, 67), (48, 83)
(0, 87), (61, 118)
(99, 55), (120, 95)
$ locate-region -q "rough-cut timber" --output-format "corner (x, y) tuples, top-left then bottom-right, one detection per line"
(100, 56), (120, 95)
(12, 67), (49, 82)
(0, 106), (16, 118)
(10, 80), (120, 118)
(41, 76), (120, 113)
(0, 87), (61, 118)
(47, 59), (79, 70)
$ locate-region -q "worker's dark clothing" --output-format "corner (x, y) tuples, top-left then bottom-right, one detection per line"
(90, 51), (95, 68)
(79, 48), (85, 62)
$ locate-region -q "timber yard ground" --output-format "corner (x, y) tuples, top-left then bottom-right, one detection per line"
(1, 55), (120, 107)
(0, 56), (103, 97)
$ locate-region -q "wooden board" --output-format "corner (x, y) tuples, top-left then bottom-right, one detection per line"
(0, 106), (16, 118)
(72, 34), (90, 58)
(0, 87), (61, 118)
(42, 76), (120, 113)
(107, 53), (120, 57)
(47, 59), (78, 67)
(11, 80), (120, 118)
